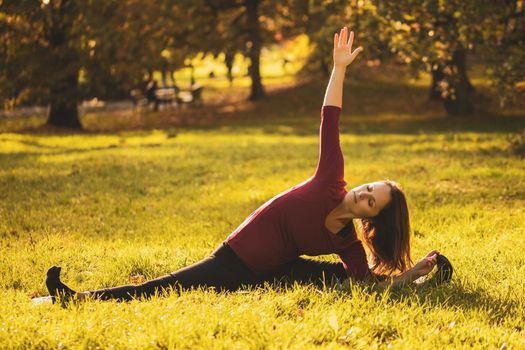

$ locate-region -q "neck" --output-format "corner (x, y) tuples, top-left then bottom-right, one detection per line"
(326, 195), (357, 234)
(333, 194), (356, 220)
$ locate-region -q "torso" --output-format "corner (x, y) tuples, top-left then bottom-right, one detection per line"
(226, 106), (371, 279)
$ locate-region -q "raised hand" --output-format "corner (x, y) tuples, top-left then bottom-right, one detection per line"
(333, 27), (363, 68)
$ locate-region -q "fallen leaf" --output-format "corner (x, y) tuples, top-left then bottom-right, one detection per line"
(129, 275), (146, 284)
(28, 290), (40, 298)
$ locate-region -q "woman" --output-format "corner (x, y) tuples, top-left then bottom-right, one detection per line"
(46, 27), (439, 303)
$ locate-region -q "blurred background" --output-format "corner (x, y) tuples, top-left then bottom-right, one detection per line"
(0, 0), (524, 130)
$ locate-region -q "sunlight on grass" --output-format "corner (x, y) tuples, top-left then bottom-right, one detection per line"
(1, 111), (524, 348)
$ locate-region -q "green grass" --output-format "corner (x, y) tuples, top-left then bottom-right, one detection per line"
(1, 76), (524, 349)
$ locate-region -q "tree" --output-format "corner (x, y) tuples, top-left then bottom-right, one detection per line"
(0, 0), (146, 128)
(1, 0), (86, 128)
(379, 0), (524, 115)
(300, 1), (523, 115)
(300, 0), (346, 77)
(480, 0), (525, 107)
(378, 0), (480, 115)
(0, 0), (195, 127)
(202, 0), (308, 101)
(201, 0), (267, 100)
(300, 0), (391, 77)
(83, 1), (194, 97)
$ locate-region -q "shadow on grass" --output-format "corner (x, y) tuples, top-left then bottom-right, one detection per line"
(366, 281), (522, 327)
(238, 274), (521, 328)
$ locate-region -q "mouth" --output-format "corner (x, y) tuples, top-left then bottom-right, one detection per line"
(353, 191), (357, 203)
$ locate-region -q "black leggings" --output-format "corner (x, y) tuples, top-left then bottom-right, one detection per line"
(89, 242), (347, 301)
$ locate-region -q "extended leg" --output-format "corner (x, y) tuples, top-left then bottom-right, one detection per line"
(88, 271), (179, 301)
(87, 244), (256, 302)
(261, 257), (347, 288)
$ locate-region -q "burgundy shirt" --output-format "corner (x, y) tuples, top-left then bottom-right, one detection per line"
(227, 105), (371, 281)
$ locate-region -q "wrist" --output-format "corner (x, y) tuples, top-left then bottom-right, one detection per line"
(406, 268), (421, 282)
(333, 64), (347, 71)
(394, 268), (418, 286)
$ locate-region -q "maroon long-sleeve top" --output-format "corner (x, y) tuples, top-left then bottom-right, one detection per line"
(227, 105), (371, 281)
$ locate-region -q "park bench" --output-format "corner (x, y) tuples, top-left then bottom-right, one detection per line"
(176, 84), (204, 107)
(155, 87), (178, 106)
(130, 84), (204, 111)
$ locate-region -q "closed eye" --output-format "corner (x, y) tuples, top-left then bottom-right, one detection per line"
(367, 185), (375, 207)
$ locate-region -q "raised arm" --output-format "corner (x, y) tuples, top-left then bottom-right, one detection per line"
(323, 27), (363, 108)
(313, 28), (362, 182)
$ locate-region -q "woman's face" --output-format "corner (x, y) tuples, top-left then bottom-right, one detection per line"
(346, 181), (392, 218)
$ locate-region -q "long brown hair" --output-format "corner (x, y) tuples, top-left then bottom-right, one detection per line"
(359, 180), (412, 275)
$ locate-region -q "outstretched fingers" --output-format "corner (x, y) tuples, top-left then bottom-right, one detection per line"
(350, 46), (363, 60)
(348, 30), (354, 49)
(333, 26), (363, 66)
(334, 27), (350, 48)
(347, 30), (363, 58)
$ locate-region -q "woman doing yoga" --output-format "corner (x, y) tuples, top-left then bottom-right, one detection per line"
(45, 27), (440, 303)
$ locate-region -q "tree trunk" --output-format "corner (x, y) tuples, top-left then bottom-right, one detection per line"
(45, 0), (82, 129)
(246, 0), (265, 101)
(442, 48), (474, 116)
(225, 51), (234, 86)
(170, 70), (176, 86)
(190, 65), (195, 86)
(161, 68), (167, 88)
(47, 68), (82, 128)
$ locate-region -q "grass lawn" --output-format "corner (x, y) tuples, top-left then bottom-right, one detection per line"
(0, 74), (524, 349)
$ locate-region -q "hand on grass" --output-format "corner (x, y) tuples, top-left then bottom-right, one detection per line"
(411, 250), (440, 278)
(333, 27), (363, 68)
